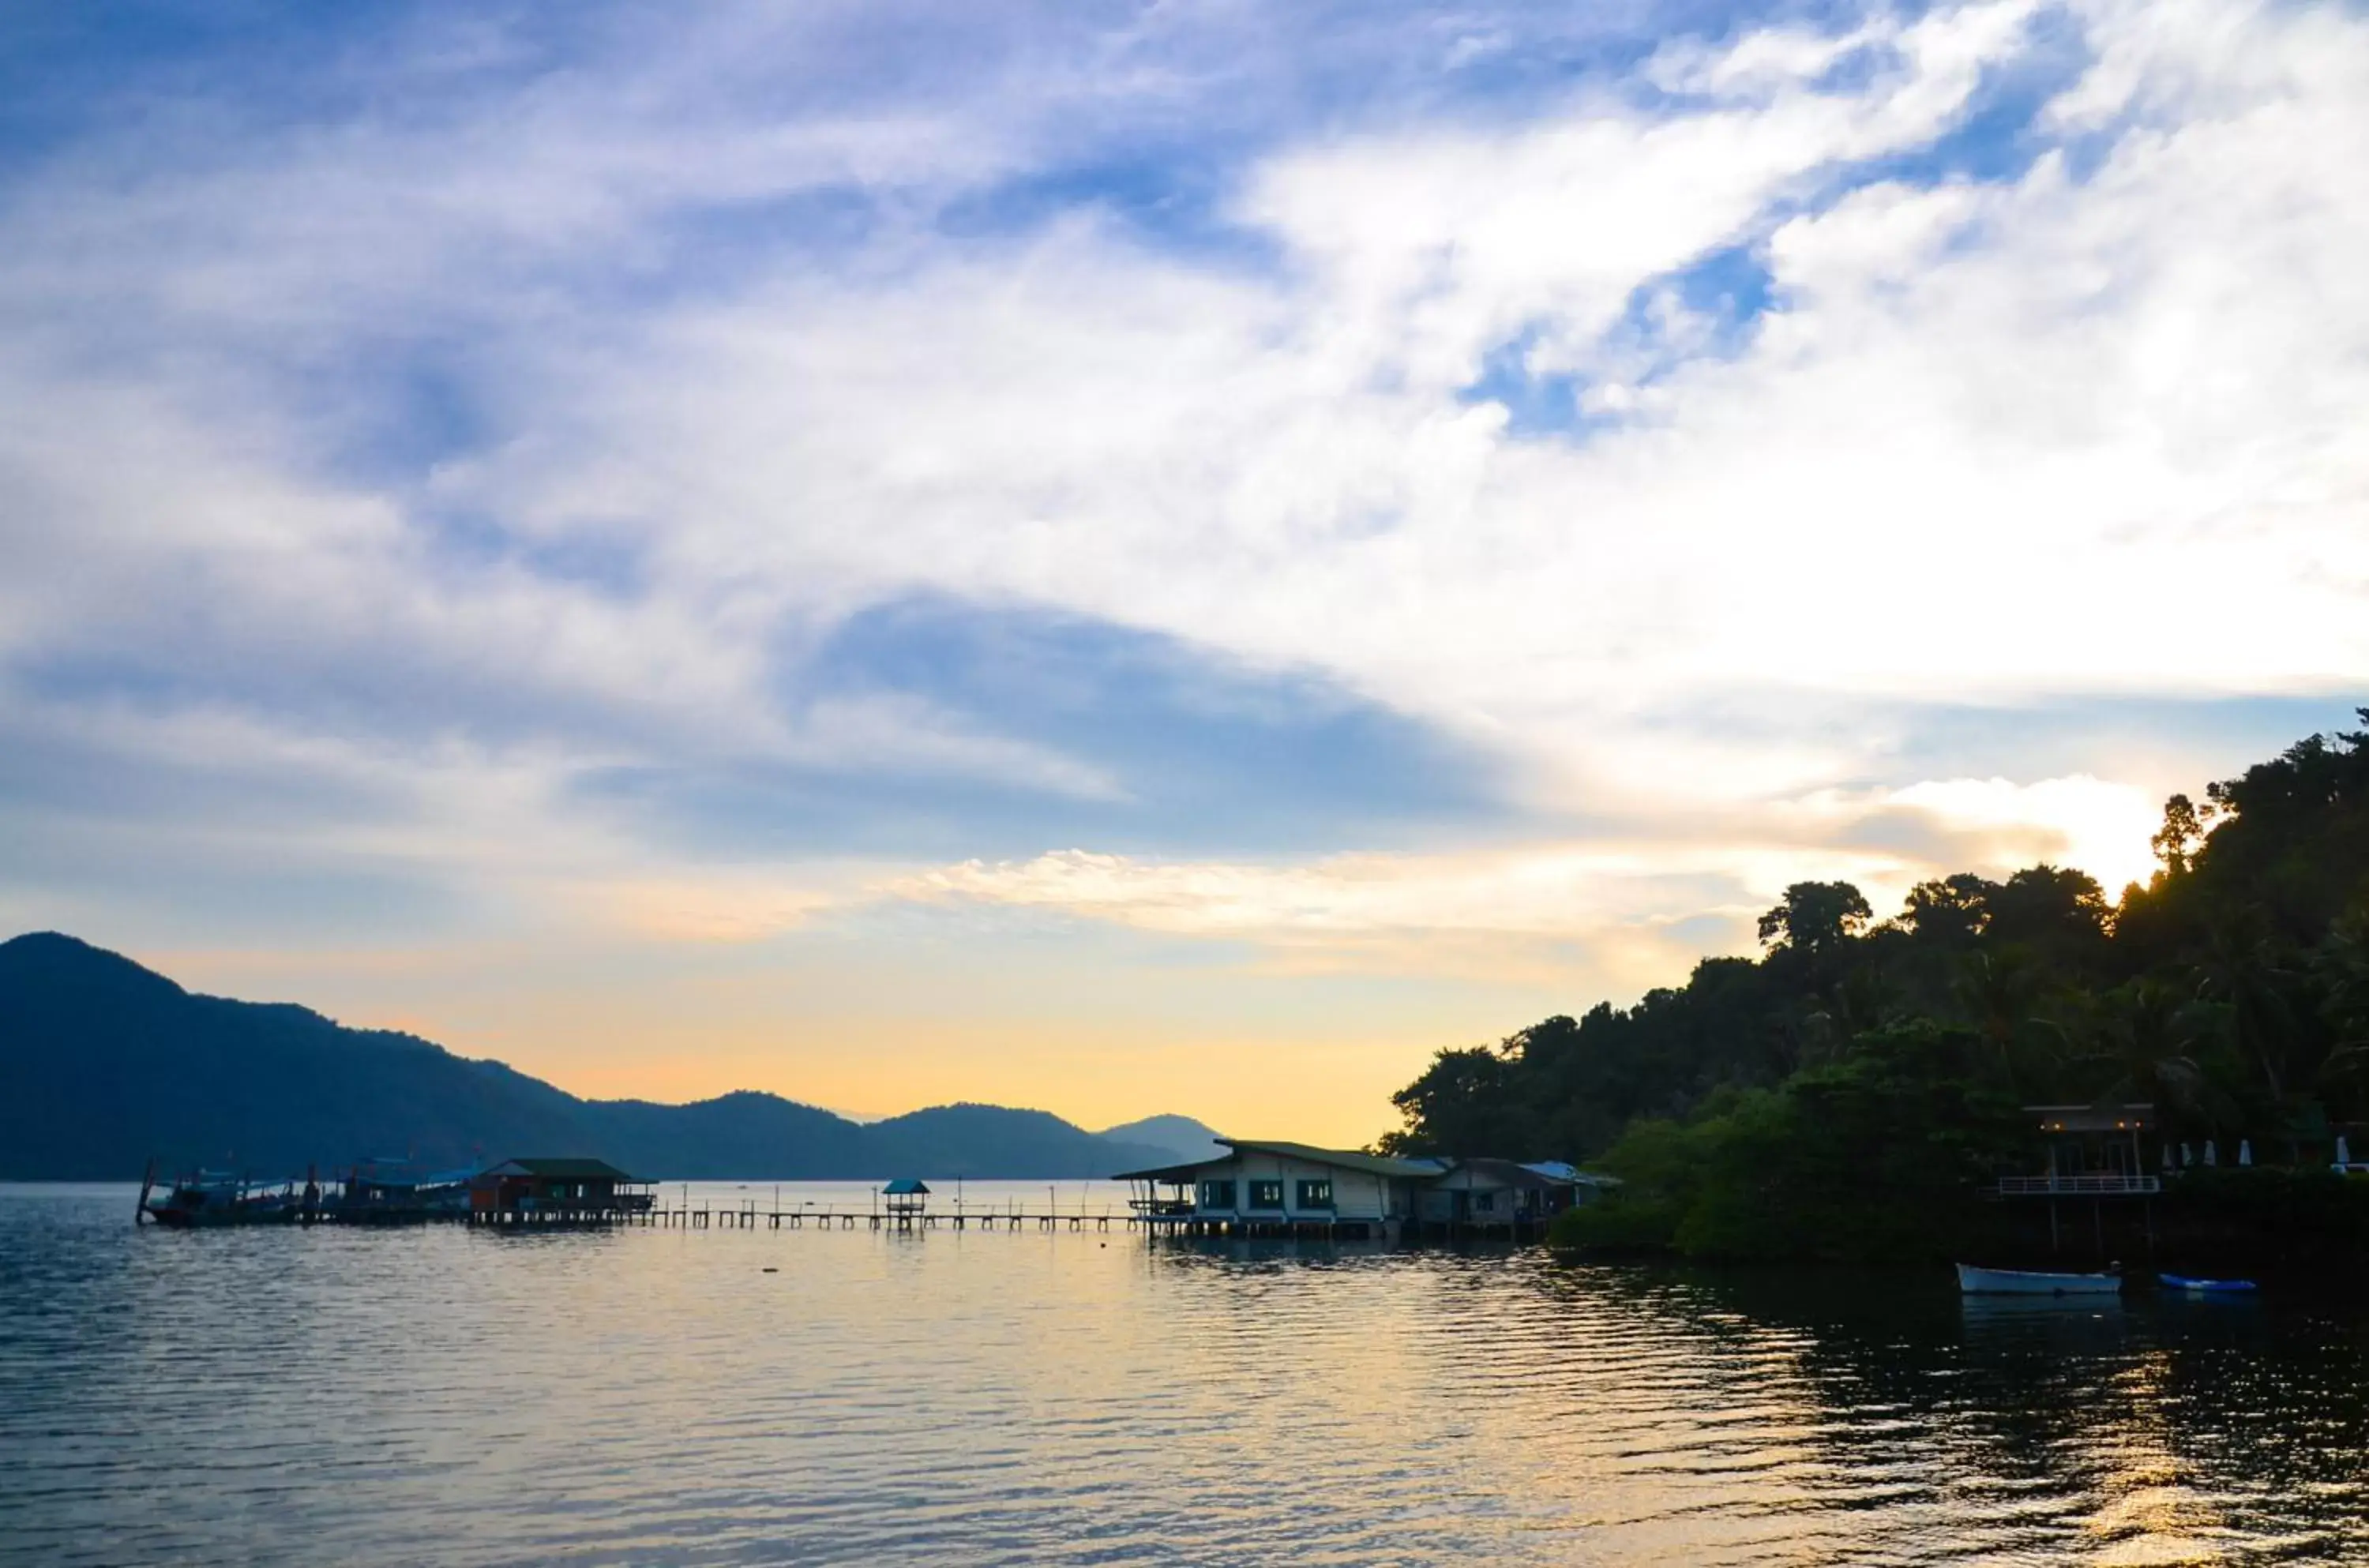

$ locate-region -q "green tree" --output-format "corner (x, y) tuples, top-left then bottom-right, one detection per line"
(2078, 980), (2227, 1130)
(1382, 1042), (1527, 1157)
(1901, 874), (1995, 946)
(1950, 947), (2055, 1094)
(2315, 906), (2369, 1115)
(2194, 923), (2303, 1106)
(1985, 865), (2111, 954)
(2150, 793), (2217, 877)
(1757, 881), (1873, 956)
(1412, 714), (2369, 1266)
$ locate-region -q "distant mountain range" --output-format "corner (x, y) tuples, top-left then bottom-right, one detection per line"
(0, 932), (1228, 1181)
(1093, 1113), (1229, 1164)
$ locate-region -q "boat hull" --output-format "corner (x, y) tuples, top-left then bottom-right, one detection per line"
(2159, 1274), (2258, 1294)
(143, 1195), (298, 1228)
(1957, 1262), (2121, 1296)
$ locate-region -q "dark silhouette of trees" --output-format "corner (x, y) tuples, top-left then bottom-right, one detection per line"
(1382, 711), (2369, 1255)
(1756, 881), (1873, 955)
(1902, 874), (1994, 945)
(2151, 793), (2216, 877)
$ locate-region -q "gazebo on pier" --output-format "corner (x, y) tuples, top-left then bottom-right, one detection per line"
(882, 1178), (929, 1229)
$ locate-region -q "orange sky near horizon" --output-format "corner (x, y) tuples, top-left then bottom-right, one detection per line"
(137, 932), (1569, 1150)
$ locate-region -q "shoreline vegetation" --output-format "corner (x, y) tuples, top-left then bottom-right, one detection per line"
(1381, 711), (2369, 1274)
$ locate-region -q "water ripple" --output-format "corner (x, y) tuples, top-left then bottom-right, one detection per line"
(8, 1184), (2369, 1565)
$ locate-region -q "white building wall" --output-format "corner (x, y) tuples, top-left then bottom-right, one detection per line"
(1190, 1153), (1395, 1221)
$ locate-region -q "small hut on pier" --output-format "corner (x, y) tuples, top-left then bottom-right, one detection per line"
(883, 1178), (929, 1229)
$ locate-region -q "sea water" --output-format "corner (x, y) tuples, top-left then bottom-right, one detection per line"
(6, 1181), (2369, 1565)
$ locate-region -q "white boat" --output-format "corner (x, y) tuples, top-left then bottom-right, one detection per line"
(1956, 1262), (2121, 1296)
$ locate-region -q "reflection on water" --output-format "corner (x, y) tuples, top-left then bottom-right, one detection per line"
(5, 1183), (2369, 1566)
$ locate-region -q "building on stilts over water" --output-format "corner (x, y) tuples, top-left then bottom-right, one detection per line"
(1117, 1138), (1616, 1242)
(1417, 1158), (1616, 1233)
(468, 1157), (655, 1225)
(1991, 1104), (2162, 1261)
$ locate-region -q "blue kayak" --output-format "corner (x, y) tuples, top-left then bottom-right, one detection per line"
(2160, 1273), (2258, 1294)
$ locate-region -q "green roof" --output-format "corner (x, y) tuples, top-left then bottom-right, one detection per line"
(1221, 1139), (1447, 1179)
(1114, 1141), (1445, 1182)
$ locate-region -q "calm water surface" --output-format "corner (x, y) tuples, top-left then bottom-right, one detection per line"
(6, 1182), (2369, 1566)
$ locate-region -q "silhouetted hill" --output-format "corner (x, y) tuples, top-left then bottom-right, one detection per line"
(870, 1105), (1173, 1179)
(0, 933), (1185, 1180)
(1095, 1113), (1228, 1164)
(580, 1091), (878, 1180)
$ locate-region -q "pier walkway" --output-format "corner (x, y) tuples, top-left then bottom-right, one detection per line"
(644, 1202), (1125, 1232)
(468, 1199), (1136, 1231)
(470, 1200), (1395, 1240)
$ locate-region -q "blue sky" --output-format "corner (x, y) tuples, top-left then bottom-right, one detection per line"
(2, 0), (2365, 1140)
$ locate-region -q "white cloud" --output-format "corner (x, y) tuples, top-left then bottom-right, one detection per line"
(420, 0), (2369, 776)
(1879, 774), (2161, 893)
(2, 0), (2365, 998)
(883, 765), (2163, 985)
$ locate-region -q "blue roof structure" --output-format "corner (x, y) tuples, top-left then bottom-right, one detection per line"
(882, 1178), (930, 1195)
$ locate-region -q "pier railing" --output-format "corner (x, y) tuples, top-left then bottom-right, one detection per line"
(1128, 1197), (1196, 1217)
(1994, 1174), (2162, 1196)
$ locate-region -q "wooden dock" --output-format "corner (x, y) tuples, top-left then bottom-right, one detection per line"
(470, 1200), (1137, 1231)
(644, 1202), (1128, 1232)
(469, 1200), (1382, 1239)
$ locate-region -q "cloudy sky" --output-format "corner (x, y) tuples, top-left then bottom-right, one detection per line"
(3, 0), (2363, 1142)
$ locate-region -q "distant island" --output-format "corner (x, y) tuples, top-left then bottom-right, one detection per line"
(0, 933), (1225, 1181)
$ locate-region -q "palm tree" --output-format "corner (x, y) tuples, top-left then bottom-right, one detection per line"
(2194, 923), (2300, 1104)
(2313, 909), (2369, 1115)
(2079, 981), (2230, 1131)
(1954, 949), (2048, 1095)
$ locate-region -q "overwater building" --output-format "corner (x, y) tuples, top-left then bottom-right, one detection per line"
(469, 1157), (652, 1224)
(1117, 1138), (1611, 1240)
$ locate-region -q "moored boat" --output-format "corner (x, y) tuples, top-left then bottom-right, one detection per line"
(1956, 1262), (2122, 1296)
(2159, 1273), (2258, 1295)
(329, 1160), (473, 1223)
(140, 1169), (308, 1227)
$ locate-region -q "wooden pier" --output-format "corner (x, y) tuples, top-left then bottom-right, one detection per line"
(467, 1199), (1371, 1238)
(636, 1202), (1128, 1232)
(467, 1199), (1141, 1232)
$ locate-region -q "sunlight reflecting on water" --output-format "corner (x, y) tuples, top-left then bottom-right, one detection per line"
(5, 1184), (2369, 1566)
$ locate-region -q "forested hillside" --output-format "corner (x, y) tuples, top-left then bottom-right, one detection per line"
(1382, 712), (2369, 1262)
(0, 934), (1177, 1180)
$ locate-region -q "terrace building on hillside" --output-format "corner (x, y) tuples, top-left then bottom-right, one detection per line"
(1994, 1104), (2161, 1260)
(1999, 1105), (2161, 1198)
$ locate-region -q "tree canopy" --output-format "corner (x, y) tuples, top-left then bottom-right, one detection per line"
(1380, 712), (2369, 1257)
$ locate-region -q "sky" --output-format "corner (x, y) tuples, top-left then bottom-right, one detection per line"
(2, 0), (2365, 1146)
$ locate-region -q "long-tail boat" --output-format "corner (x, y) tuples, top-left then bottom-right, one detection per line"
(137, 1159), (314, 1227)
